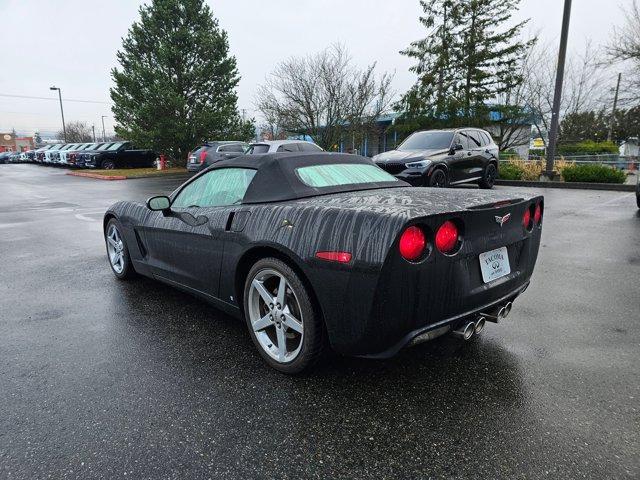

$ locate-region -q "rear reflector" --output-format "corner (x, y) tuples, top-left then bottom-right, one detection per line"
(435, 220), (459, 254)
(316, 251), (352, 263)
(399, 226), (426, 261)
(523, 208), (532, 230)
(534, 203), (542, 224)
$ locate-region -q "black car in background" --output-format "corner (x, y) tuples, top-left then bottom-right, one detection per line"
(81, 142), (156, 169)
(373, 128), (499, 189)
(0, 152), (11, 164)
(186, 141), (248, 172)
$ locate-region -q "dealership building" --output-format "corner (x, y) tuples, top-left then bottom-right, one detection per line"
(0, 132), (35, 153)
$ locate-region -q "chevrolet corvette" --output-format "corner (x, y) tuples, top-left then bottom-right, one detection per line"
(104, 152), (543, 373)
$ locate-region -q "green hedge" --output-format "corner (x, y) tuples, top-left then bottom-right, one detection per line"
(557, 140), (619, 155)
(498, 162), (524, 180)
(561, 164), (626, 183)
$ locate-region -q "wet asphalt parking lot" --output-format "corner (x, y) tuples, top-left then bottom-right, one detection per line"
(0, 164), (638, 479)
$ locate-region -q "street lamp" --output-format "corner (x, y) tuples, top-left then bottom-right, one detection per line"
(50, 86), (66, 142)
(101, 115), (108, 142)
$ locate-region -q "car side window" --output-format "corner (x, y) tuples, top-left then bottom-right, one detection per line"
(277, 143), (300, 152)
(218, 144), (245, 153)
(299, 142), (322, 152)
(172, 168), (257, 208)
(480, 131), (493, 146)
(467, 131), (482, 149)
(455, 132), (470, 150)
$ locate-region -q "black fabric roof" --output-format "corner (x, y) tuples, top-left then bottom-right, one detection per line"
(207, 152), (407, 204)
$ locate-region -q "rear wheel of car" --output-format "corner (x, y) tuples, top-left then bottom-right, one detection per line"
(479, 163), (497, 189)
(105, 218), (136, 280)
(428, 168), (448, 188)
(102, 160), (116, 170)
(244, 257), (324, 374)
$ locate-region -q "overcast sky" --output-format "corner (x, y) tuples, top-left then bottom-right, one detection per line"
(0, 0), (630, 136)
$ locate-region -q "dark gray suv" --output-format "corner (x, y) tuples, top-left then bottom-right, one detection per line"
(187, 141), (248, 172)
(372, 128), (499, 189)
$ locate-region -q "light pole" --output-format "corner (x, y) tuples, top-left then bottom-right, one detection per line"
(92, 124), (96, 143)
(101, 116), (107, 142)
(544, 0), (572, 179)
(50, 86), (66, 142)
(607, 73), (622, 142)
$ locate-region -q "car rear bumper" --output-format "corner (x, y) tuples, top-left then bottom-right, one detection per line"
(357, 281), (529, 358)
(186, 163), (205, 172)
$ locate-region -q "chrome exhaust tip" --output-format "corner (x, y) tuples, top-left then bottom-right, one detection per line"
(502, 302), (513, 318)
(497, 306), (506, 319)
(474, 316), (486, 334)
(452, 321), (476, 341)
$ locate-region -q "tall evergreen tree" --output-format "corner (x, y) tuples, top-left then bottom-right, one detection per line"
(400, 0), (534, 122)
(110, 0), (253, 161)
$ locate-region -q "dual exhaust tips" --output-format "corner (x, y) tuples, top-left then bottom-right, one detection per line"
(452, 301), (513, 341)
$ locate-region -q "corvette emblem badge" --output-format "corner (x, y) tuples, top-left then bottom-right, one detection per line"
(495, 213), (511, 227)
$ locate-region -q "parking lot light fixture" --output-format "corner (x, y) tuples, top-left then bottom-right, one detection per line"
(50, 86), (66, 142)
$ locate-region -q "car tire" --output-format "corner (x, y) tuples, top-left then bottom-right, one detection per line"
(479, 163), (497, 189)
(243, 257), (325, 374)
(102, 160), (116, 170)
(105, 218), (137, 280)
(428, 168), (448, 188)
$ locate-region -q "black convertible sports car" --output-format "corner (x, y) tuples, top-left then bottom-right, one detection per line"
(104, 153), (543, 373)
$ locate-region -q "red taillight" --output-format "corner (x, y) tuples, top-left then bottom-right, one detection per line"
(315, 251), (352, 263)
(199, 150), (207, 164)
(399, 226), (426, 261)
(523, 208), (532, 230)
(534, 203), (542, 224)
(435, 220), (459, 254)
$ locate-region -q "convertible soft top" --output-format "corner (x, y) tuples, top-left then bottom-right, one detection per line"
(206, 152), (407, 203)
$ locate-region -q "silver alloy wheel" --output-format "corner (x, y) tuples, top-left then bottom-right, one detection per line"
(247, 268), (304, 363)
(106, 224), (125, 274)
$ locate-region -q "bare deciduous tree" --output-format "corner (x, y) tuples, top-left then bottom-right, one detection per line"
(255, 44), (393, 150)
(523, 41), (607, 146)
(57, 121), (93, 143)
(606, 0), (640, 104)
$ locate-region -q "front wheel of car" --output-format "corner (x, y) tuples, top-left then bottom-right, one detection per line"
(428, 168), (448, 188)
(479, 163), (497, 189)
(244, 258), (325, 374)
(105, 218), (136, 280)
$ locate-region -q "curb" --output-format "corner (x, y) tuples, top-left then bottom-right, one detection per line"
(495, 179), (636, 192)
(67, 171), (126, 181)
(67, 171), (191, 181)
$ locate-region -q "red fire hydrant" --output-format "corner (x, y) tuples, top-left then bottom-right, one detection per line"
(157, 154), (167, 170)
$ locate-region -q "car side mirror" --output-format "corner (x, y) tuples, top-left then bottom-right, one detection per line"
(146, 195), (171, 212)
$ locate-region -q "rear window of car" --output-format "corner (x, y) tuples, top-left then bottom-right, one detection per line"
(107, 142), (125, 151)
(296, 163), (399, 188)
(247, 144), (270, 154)
(277, 143), (300, 152)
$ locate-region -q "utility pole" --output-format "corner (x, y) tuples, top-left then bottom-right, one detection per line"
(544, 0), (572, 180)
(49, 86), (66, 142)
(607, 73), (622, 142)
(92, 125), (96, 143)
(101, 116), (107, 142)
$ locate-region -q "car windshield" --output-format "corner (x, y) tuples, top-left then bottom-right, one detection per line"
(247, 144), (270, 154)
(97, 143), (113, 151)
(296, 163), (399, 188)
(398, 131), (454, 151)
(107, 142), (125, 151)
(83, 144), (99, 150)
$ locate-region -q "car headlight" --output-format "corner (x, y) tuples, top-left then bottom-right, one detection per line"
(405, 159), (432, 169)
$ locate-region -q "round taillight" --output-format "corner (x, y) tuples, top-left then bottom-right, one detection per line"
(534, 203), (542, 224)
(399, 226), (426, 261)
(523, 208), (532, 230)
(435, 220), (459, 254)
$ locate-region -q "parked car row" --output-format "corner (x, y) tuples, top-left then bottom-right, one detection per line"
(186, 139), (323, 172)
(2, 141), (157, 169)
